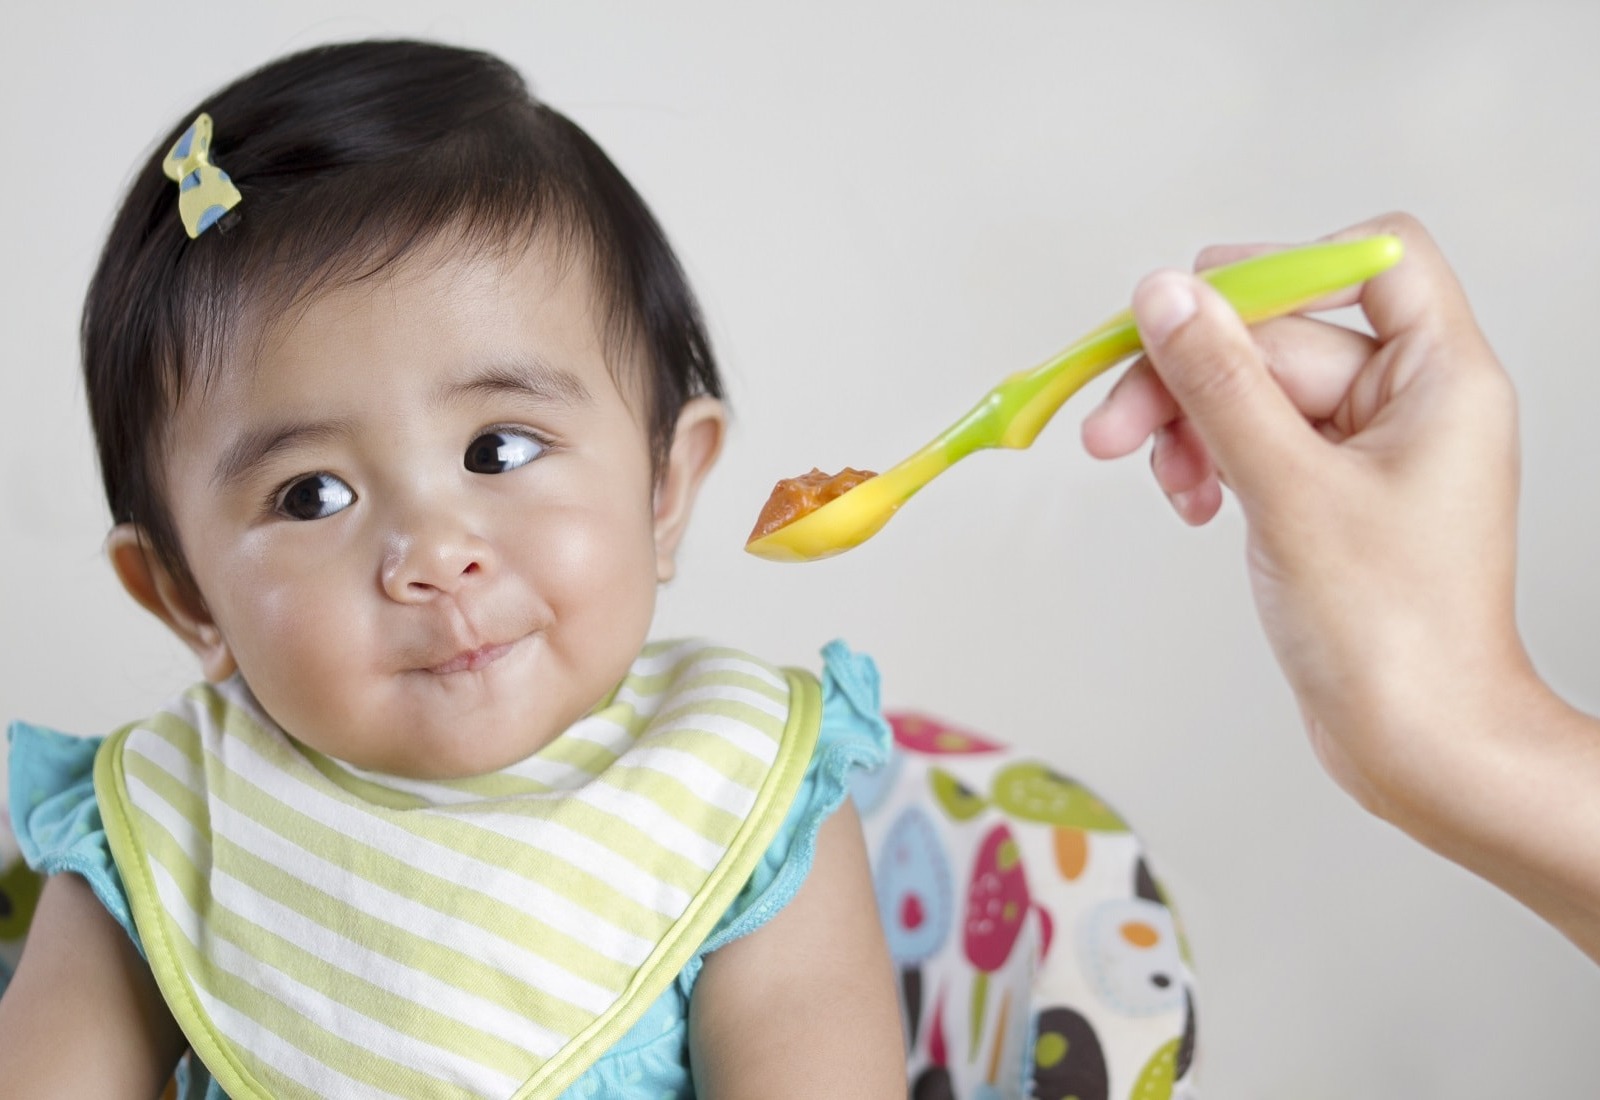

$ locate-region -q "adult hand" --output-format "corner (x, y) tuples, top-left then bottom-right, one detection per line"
(1083, 213), (1600, 960)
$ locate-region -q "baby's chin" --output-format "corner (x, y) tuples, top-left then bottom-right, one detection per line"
(243, 645), (593, 779)
(270, 690), (575, 781)
(307, 720), (563, 781)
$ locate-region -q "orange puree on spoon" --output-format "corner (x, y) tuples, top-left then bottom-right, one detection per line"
(748, 467), (879, 543)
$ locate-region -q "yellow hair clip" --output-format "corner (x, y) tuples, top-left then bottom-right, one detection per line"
(161, 113), (242, 239)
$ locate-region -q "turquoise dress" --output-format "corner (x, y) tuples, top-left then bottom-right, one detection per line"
(7, 641), (889, 1099)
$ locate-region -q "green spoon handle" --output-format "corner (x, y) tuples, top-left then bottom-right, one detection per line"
(932, 234), (1404, 464)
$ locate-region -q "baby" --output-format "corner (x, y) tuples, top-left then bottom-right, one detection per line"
(0, 40), (903, 1098)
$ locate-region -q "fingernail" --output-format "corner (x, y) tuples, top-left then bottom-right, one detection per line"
(1138, 273), (1198, 346)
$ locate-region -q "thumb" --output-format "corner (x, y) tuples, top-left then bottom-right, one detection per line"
(1133, 269), (1318, 503)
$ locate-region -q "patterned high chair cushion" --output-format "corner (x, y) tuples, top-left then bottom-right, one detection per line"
(855, 714), (1198, 1100)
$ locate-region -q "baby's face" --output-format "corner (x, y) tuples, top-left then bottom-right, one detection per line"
(157, 236), (672, 778)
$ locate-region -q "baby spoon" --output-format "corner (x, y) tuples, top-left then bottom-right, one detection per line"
(745, 234), (1404, 562)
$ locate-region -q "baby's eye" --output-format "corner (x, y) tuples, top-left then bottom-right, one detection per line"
(276, 473), (356, 521)
(465, 430), (545, 474)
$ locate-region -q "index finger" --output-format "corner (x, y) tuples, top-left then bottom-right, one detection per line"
(1193, 213), (1480, 346)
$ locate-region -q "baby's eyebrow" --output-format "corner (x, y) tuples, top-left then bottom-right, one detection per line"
(437, 358), (593, 408)
(212, 418), (357, 491)
(210, 360), (592, 491)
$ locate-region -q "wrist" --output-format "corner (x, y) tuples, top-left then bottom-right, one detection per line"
(1279, 604), (1529, 824)
(1351, 654), (1600, 949)
(1353, 648), (1547, 834)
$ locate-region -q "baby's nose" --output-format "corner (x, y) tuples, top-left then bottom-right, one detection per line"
(380, 519), (492, 602)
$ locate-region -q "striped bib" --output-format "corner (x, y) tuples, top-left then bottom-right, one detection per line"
(95, 640), (822, 1100)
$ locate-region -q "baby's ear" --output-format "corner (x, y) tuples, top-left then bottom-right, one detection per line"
(106, 525), (237, 682)
(653, 397), (726, 583)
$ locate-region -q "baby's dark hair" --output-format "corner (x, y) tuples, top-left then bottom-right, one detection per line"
(83, 39), (721, 595)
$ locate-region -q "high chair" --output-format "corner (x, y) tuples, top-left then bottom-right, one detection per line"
(859, 712), (1198, 1100)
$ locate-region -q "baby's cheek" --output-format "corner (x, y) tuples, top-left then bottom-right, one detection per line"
(254, 576), (356, 653)
(534, 500), (657, 595)
(228, 578), (369, 711)
(536, 510), (658, 657)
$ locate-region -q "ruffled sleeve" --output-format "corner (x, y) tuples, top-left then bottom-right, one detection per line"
(675, 639), (891, 991)
(6, 721), (139, 950)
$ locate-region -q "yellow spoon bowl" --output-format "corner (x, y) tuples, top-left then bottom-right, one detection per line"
(745, 234), (1404, 562)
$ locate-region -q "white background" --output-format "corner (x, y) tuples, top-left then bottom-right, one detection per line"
(4, 2), (1599, 1095)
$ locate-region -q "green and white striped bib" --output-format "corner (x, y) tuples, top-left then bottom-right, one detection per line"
(95, 639), (821, 1100)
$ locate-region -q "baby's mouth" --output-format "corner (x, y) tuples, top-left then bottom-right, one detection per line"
(425, 639), (517, 676)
